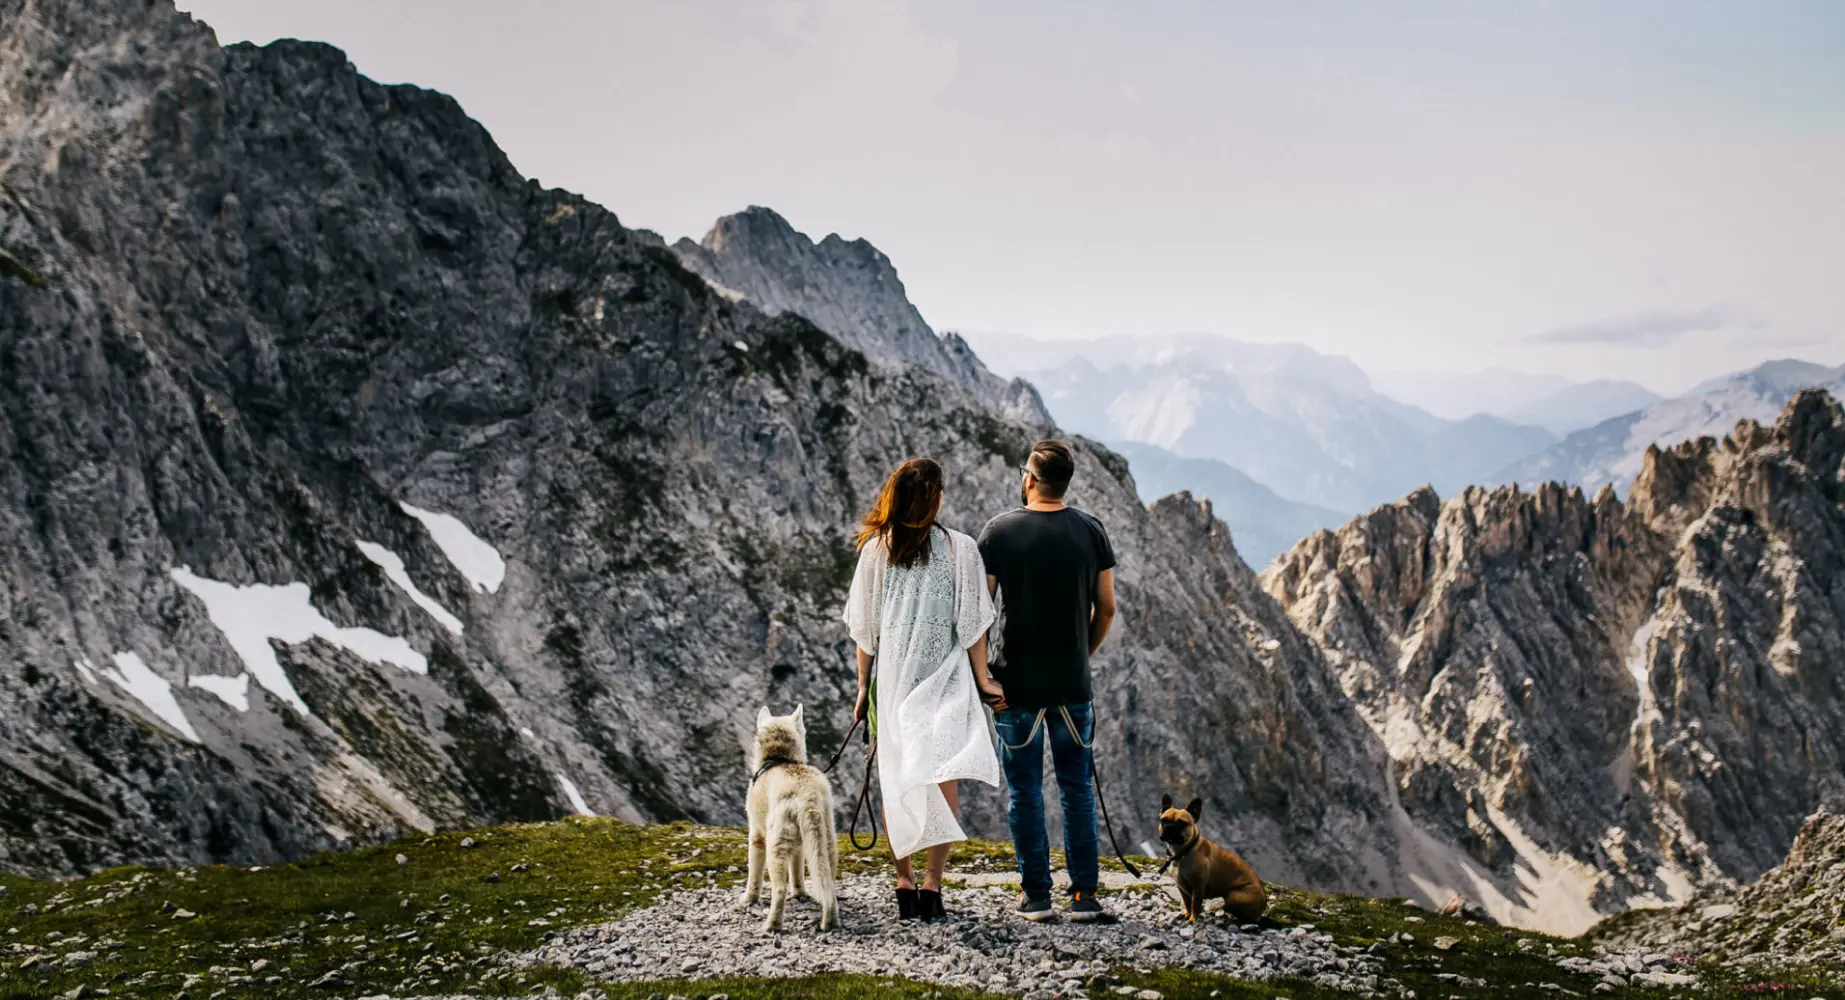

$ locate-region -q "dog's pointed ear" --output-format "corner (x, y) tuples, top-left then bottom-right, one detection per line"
(792, 704), (804, 727)
(1160, 793), (1174, 812)
(757, 705), (772, 727)
(1186, 798), (1204, 822)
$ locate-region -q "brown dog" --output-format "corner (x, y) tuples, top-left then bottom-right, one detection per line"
(1158, 794), (1266, 924)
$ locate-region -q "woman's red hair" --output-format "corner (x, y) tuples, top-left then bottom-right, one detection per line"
(856, 458), (943, 569)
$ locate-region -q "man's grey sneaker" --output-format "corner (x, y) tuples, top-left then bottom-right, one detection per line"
(1068, 890), (1110, 923)
(1015, 893), (1058, 922)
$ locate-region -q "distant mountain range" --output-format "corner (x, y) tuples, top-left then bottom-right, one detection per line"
(1502, 380), (1666, 436)
(1369, 368), (1661, 435)
(962, 332), (1557, 513)
(1107, 442), (1346, 568)
(969, 333), (1843, 528)
(1495, 360), (1845, 495)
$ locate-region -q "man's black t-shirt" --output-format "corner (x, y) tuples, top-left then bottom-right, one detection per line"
(977, 506), (1117, 711)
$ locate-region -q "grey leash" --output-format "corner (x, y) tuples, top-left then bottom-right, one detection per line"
(1000, 706), (1143, 879)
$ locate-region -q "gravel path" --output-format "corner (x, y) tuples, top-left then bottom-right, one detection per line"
(519, 872), (1392, 999)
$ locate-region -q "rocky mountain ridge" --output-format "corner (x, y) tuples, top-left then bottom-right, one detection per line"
(660, 207), (1048, 425)
(1264, 389), (1845, 933)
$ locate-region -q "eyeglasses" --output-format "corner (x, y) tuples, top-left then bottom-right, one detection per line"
(1018, 464), (1034, 479)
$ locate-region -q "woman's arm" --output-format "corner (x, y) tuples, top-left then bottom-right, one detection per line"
(969, 634), (1007, 711)
(854, 646), (873, 722)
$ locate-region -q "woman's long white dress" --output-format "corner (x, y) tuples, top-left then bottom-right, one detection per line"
(844, 527), (1000, 858)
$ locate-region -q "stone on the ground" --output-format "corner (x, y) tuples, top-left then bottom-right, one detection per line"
(518, 872), (1383, 995)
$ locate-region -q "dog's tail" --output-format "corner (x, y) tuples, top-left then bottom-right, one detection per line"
(798, 785), (838, 893)
(804, 793), (841, 878)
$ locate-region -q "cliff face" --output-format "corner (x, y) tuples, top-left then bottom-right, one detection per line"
(0, 0), (1409, 897)
(1598, 809), (1845, 963)
(1264, 390), (1845, 931)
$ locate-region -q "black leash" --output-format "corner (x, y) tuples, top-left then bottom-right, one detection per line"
(1092, 760), (1142, 879)
(821, 716), (880, 852)
(1002, 707), (1142, 879)
(1074, 710), (1143, 880)
(1156, 831), (1199, 876)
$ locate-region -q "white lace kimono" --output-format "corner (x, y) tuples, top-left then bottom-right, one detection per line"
(844, 527), (1000, 858)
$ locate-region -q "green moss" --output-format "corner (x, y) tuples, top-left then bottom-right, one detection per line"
(742, 314), (871, 391)
(429, 645), (558, 823)
(0, 820), (730, 1000)
(778, 533), (859, 604)
(957, 410), (1030, 468)
(0, 246), (47, 288)
(641, 244), (713, 301)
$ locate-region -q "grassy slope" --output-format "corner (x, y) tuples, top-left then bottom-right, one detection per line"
(1, 819), (1839, 1000)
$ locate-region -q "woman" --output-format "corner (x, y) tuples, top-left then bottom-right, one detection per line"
(844, 457), (1007, 922)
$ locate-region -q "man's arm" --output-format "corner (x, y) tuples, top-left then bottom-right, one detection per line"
(1088, 568), (1116, 655)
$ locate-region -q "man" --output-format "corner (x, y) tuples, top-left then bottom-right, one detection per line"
(978, 439), (1117, 923)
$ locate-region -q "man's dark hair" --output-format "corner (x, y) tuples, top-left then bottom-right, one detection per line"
(1026, 440), (1076, 499)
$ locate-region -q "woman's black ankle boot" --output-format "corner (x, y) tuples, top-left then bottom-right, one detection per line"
(896, 887), (920, 920)
(919, 889), (945, 922)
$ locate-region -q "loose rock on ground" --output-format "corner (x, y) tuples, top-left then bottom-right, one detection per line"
(520, 873), (1388, 998)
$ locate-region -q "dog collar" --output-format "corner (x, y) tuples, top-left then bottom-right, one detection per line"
(1157, 831), (1201, 875)
(751, 755), (800, 784)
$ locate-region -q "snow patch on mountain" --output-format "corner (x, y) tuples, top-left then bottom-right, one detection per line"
(70, 658), (98, 685)
(557, 775), (594, 817)
(400, 502), (506, 595)
(169, 566), (429, 716)
(189, 672), (251, 712)
(357, 540), (464, 635)
(100, 652), (198, 743)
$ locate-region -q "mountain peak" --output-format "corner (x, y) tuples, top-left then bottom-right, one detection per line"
(669, 208), (1048, 423)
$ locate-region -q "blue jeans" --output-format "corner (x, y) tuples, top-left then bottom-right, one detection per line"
(994, 702), (1100, 899)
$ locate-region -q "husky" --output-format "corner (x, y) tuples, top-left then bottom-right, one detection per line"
(739, 705), (839, 932)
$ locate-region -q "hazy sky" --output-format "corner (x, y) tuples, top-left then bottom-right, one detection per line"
(179, 1), (1844, 395)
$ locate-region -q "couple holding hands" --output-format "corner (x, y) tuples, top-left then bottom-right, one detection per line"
(845, 439), (1117, 924)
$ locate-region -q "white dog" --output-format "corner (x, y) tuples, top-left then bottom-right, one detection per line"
(739, 705), (839, 932)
